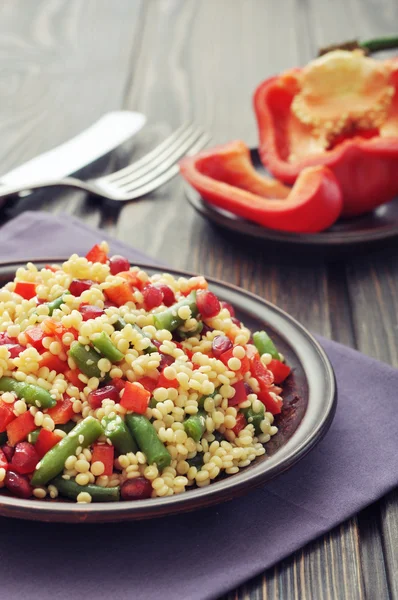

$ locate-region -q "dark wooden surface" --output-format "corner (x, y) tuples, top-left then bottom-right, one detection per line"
(1, 0), (398, 598)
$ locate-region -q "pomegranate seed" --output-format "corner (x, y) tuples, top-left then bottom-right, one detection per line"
(151, 340), (161, 350)
(159, 353), (175, 371)
(5, 470), (33, 499)
(11, 442), (39, 475)
(109, 255), (130, 275)
(79, 305), (105, 321)
(6, 343), (25, 358)
(2, 444), (14, 462)
(0, 332), (16, 345)
(220, 301), (236, 317)
(121, 477), (152, 500)
(212, 335), (233, 358)
(143, 285), (164, 310)
(88, 385), (120, 409)
(155, 284), (175, 307)
(231, 317), (242, 328)
(69, 279), (95, 296)
(196, 290), (221, 319)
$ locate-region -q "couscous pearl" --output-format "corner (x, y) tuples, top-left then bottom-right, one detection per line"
(65, 455), (77, 470)
(75, 473), (90, 486)
(33, 487), (47, 499)
(75, 459), (90, 473)
(91, 461), (105, 476)
(77, 492), (92, 503)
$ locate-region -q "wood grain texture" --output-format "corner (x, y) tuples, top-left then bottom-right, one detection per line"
(1, 0), (398, 598)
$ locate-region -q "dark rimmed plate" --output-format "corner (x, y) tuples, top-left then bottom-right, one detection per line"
(185, 148), (398, 255)
(0, 259), (336, 523)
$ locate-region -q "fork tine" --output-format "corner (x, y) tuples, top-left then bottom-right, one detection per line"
(111, 126), (205, 189)
(104, 122), (194, 183)
(118, 133), (211, 199)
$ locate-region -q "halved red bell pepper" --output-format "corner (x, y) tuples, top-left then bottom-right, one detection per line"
(254, 52), (398, 217)
(179, 140), (342, 233)
(14, 281), (37, 300)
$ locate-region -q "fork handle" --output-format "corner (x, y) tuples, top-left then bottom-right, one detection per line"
(0, 177), (92, 199)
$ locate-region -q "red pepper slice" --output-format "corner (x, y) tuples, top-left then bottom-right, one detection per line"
(179, 141), (342, 233)
(253, 61), (398, 217)
(46, 397), (75, 424)
(34, 429), (63, 459)
(91, 444), (114, 476)
(6, 412), (36, 446)
(0, 401), (15, 432)
(120, 382), (150, 413)
(14, 281), (37, 300)
(267, 359), (291, 384)
(85, 244), (108, 264)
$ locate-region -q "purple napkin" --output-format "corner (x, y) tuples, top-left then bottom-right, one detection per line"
(1, 212), (398, 600)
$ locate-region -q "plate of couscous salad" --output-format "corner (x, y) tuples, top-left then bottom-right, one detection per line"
(0, 243), (336, 522)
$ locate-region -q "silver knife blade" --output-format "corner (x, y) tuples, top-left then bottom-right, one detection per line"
(0, 111), (146, 187)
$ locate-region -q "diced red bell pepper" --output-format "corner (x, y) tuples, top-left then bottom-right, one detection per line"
(267, 359), (291, 384)
(179, 141), (343, 233)
(219, 348), (250, 375)
(85, 244), (108, 264)
(0, 447), (8, 470)
(117, 271), (148, 290)
(91, 443), (114, 476)
(105, 282), (135, 306)
(46, 396), (75, 424)
(88, 385), (120, 409)
(257, 389), (283, 415)
(232, 412), (247, 436)
(45, 264), (60, 273)
(42, 319), (78, 342)
(6, 411), (36, 446)
(157, 372), (179, 389)
(34, 429), (62, 458)
(229, 380), (248, 407)
(25, 326), (46, 351)
(249, 355), (274, 387)
(14, 281), (37, 300)
(64, 369), (85, 391)
(120, 382), (151, 413)
(79, 305), (105, 321)
(39, 352), (68, 373)
(0, 400), (16, 432)
(136, 376), (158, 393)
(109, 378), (127, 392)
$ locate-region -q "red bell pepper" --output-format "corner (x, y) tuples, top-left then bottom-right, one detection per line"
(232, 412), (247, 436)
(179, 140), (342, 233)
(105, 282), (135, 306)
(34, 429), (63, 459)
(120, 382), (151, 413)
(6, 411), (36, 446)
(85, 244), (108, 264)
(257, 389), (283, 415)
(136, 376), (158, 393)
(42, 319), (78, 342)
(46, 397), (75, 424)
(91, 443), (114, 476)
(157, 372), (179, 389)
(0, 400), (16, 432)
(14, 281), (37, 300)
(39, 352), (68, 374)
(254, 52), (398, 217)
(267, 359), (291, 384)
(229, 380), (248, 407)
(25, 326), (46, 351)
(64, 369), (85, 391)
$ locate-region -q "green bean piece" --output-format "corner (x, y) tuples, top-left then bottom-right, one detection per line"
(0, 431), (7, 445)
(252, 331), (279, 360)
(101, 414), (138, 454)
(176, 321), (203, 340)
(149, 397), (157, 409)
(55, 421), (76, 434)
(28, 429), (41, 444)
(183, 411), (206, 442)
(242, 405), (265, 435)
(47, 291), (71, 316)
(126, 414), (171, 471)
(31, 416), (103, 486)
(68, 343), (102, 378)
(51, 476), (120, 502)
(198, 387), (219, 409)
(0, 376), (56, 409)
(113, 317), (126, 331)
(187, 453), (204, 469)
(153, 291), (198, 332)
(92, 332), (124, 363)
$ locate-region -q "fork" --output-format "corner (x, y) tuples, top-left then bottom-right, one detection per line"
(0, 123), (210, 202)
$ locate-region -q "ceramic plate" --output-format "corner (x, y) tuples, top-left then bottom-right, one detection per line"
(185, 148), (398, 255)
(0, 260), (336, 522)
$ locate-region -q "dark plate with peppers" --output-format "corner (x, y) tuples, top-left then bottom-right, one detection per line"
(185, 147), (398, 254)
(0, 260), (336, 523)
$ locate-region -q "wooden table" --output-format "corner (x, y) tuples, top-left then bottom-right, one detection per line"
(1, 1), (398, 597)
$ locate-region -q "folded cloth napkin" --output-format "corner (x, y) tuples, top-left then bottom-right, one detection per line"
(1, 212), (397, 600)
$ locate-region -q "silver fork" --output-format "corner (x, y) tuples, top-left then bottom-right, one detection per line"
(0, 124), (210, 202)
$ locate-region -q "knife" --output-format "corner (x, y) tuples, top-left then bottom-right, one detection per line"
(0, 111), (146, 188)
